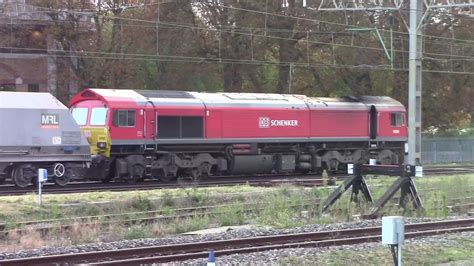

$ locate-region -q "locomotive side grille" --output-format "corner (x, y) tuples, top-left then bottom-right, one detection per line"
(157, 116), (203, 139)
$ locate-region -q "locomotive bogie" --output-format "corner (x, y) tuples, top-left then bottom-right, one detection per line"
(3, 162), (88, 187)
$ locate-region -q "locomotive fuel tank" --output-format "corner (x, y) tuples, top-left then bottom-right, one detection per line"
(0, 92), (91, 187)
(231, 155), (274, 174)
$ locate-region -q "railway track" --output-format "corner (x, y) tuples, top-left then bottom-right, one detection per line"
(423, 165), (474, 175)
(1, 218), (472, 265)
(0, 175), (327, 196)
(2, 194), (472, 239)
(0, 165), (472, 196)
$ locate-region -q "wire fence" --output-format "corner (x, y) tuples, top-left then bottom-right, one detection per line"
(422, 137), (474, 164)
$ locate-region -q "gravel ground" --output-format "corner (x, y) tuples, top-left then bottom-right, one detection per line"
(0, 216), (454, 260)
(181, 231), (474, 265)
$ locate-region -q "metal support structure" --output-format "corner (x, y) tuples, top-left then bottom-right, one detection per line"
(305, 1), (474, 165)
(365, 174), (423, 218)
(322, 164), (423, 217)
(390, 245), (399, 266)
(321, 173), (373, 212)
(347, 28), (394, 66)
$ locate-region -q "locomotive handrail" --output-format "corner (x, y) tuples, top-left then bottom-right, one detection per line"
(0, 150), (29, 155)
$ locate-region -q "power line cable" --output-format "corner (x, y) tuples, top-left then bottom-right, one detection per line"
(2, 1), (473, 73)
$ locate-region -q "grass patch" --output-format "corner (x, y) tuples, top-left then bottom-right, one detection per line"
(131, 196), (154, 211)
(280, 234), (474, 265)
(217, 204), (246, 226)
(173, 215), (211, 234)
(124, 224), (151, 240)
(0, 174), (473, 252)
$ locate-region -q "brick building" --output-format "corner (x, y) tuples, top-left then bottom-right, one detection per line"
(0, 0), (57, 93)
(0, 0), (94, 98)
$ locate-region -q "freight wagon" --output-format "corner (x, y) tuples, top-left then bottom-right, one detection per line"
(0, 92), (91, 187)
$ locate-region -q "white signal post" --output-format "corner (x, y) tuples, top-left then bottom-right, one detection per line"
(37, 168), (48, 205)
(382, 216), (405, 266)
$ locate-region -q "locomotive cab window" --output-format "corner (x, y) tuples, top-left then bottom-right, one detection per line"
(113, 110), (136, 127)
(391, 112), (405, 127)
(90, 107), (108, 126)
(157, 116), (203, 138)
(71, 107), (88, 126)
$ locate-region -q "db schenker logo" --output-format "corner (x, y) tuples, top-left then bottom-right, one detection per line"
(259, 117), (298, 128)
(259, 117), (270, 128)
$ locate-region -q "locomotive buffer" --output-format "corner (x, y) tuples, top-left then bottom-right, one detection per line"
(322, 164), (423, 218)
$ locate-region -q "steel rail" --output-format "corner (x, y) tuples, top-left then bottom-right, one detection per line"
(0, 165), (472, 196)
(1, 193), (472, 236)
(0, 175), (326, 196)
(1, 219), (472, 266)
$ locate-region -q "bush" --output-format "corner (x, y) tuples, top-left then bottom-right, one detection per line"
(218, 205), (246, 226)
(131, 196), (154, 211)
(173, 215), (210, 234)
(125, 224), (150, 240)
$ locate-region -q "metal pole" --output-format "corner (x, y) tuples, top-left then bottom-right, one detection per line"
(38, 179), (42, 205)
(289, 63), (294, 93)
(398, 243), (402, 266)
(408, 0), (423, 165)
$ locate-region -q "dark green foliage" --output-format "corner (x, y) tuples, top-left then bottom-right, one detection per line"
(14, 0), (473, 132)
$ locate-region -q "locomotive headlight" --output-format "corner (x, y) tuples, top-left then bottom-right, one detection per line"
(97, 142), (107, 149)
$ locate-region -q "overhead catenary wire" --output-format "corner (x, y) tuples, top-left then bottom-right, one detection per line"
(5, 0), (474, 51)
(3, 9), (474, 63)
(1, 44), (473, 75)
(1, 1), (473, 74)
(9, 1), (474, 46)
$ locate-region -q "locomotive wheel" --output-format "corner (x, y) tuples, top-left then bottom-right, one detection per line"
(129, 164), (145, 182)
(199, 163), (211, 179)
(53, 163), (70, 186)
(177, 168), (201, 185)
(55, 175), (70, 186)
(379, 155), (393, 165)
(190, 167), (202, 181)
(12, 166), (31, 188)
(158, 175), (176, 182)
(155, 169), (176, 182)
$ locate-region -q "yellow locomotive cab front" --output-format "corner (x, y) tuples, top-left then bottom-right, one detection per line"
(71, 105), (112, 158)
(81, 126), (112, 158)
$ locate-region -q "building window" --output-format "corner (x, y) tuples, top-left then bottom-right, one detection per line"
(0, 84), (16, 91)
(113, 110), (136, 127)
(28, 84), (39, 92)
(391, 113), (405, 127)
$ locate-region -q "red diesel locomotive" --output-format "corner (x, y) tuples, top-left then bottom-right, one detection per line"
(70, 89), (407, 182)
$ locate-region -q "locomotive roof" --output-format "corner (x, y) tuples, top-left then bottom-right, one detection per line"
(0, 91), (67, 109)
(71, 89), (404, 111)
(188, 91), (308, 108)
